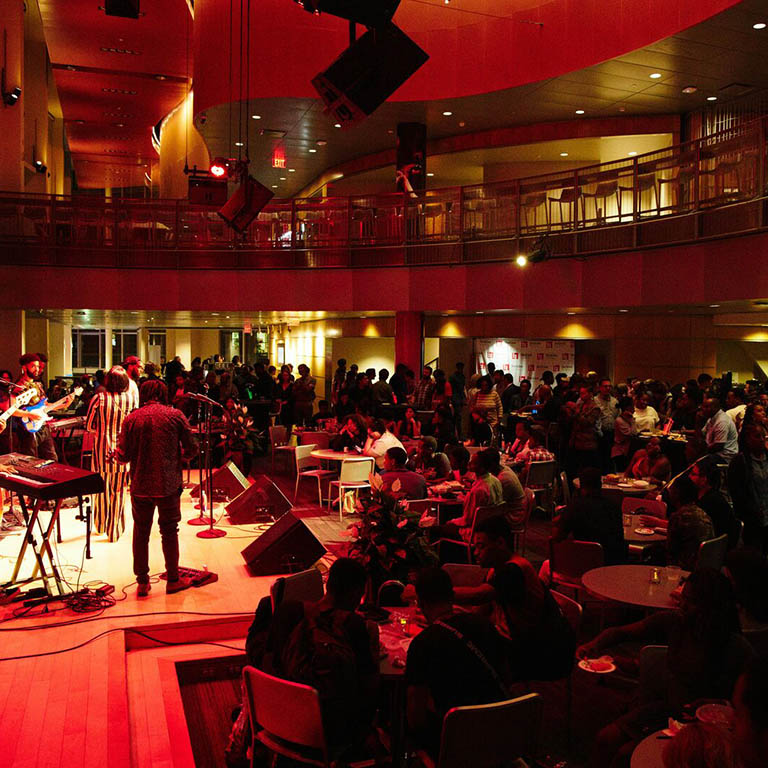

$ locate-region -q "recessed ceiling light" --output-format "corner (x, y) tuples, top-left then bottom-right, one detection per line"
(316, 140), (327, 146)
(709, 304), (720, 308)
(251, 114), (261, 119)
(707, 96), (718, 101)
(560, 152), (568, 157)
(442, 111), (453, 116)
(575, 109), (585, 115)
(271, 184), (278, 188)
(279, 177), (286, 180)
(649, 72), (662, 79)
(288, 168), (295, 172)
(619, 309), (629, 313)
(753, 22), (766, 30)
(628, 151), (638, 156)
(308, 148), (317, 153)
(427, 172), (434, 177)
(234, 141), (244, 147)
(477, 311), (485, 314)
(211, 312), (220, 316)
(334, 123), (342, 128)
(567, 312), (576, 315)
(226, 315), (230, 319)
(204, 320), (208, 323)
(682, 86), (697, 94)
(154, 74), (166, 81)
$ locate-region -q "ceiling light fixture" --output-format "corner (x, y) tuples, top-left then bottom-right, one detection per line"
(426, 172), (434, 176)
(628, 151), (638, 156)
(442, 110), (452, 116)
(682, 86), (697, 94)
(234, 141), (244, 147)
(316, 140), (327, 146)
(753, 22), (766, 30)
(619, 309), (629, 313)
(709, 304), (720, 308)
(271, 184), (278, 188)
(308, 148), (317, 153)
(560, 152), (568, 157)
(251, 114), (261, 119)
(288, 168), (296, 172)
(649, 72), (662, 79)
(334, 123), (342, 128)
(279, 176), (286, 180)
(707, 95), (718, 101)
(575, 109), (585, 115)
(567, 312), (575, 315)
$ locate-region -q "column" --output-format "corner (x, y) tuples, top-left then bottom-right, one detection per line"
(48, 320), (72, 378)
(395, 311), (423, 373)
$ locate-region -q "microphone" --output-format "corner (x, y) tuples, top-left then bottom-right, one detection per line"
(0, 380), (24, 391)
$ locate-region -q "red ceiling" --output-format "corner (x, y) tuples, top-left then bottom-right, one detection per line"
(193, 0), (741, 114)
(39, 0), (191, 188)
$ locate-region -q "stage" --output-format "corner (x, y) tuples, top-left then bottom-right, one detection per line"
(0, 472), (348, 768)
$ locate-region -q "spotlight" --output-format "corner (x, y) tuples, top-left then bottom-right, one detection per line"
(515, 254), (528, 267)
(1, 66), (21, 107)
(210, 158), (228, 178)
(34, 160), (47, 174)
(295, 0), (401, 28)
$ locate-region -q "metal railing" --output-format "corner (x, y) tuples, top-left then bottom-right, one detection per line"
(1, 115), (767, 270)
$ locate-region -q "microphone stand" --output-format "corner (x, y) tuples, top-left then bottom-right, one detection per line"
(185, 392), (226, 539)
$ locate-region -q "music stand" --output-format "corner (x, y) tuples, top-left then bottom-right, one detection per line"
(186, 392), (226, 539)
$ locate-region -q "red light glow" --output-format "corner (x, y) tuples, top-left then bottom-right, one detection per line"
(210, 163), (227, 178)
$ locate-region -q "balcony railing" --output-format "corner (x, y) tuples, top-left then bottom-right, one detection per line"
(1, 116), (767, 270)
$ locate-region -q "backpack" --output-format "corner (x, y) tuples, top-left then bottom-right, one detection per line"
(281, 604), (359, 702)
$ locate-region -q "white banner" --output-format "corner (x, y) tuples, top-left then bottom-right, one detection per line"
(474, 338), (575, 382)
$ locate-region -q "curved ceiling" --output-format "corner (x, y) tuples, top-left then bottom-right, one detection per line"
(193, 0), (741, 113)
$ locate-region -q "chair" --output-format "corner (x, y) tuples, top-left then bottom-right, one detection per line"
(269, 425), (295, 474)
(696, 533), (729, 571)
(294, 444), (338, 505)
(243, 666), (378, 768)
(270, 567), (324, 612)
(551, 591), (583, 748)
(638, 645), (668, 706)
(441, 563), (488, 587)
(301, 431), (330, 450)
(581, 175), (621, 223)
(559, 470), (571, 507)
(525, 460), (557, 516)
(521, 191), (548, 231)
(620, 172), (659, 217)
(436, 504), (505, 564)
(548, 538), (605, 596)
(621, 497), (667, 519)
(328, 458), (374, 522)
(510, 488), (535, 556)
(417, 693), (543, 768)
(548, 186), (580, 229)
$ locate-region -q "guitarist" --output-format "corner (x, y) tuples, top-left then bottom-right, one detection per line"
(15, 353), (75, 460)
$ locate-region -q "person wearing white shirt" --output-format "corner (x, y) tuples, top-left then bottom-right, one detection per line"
(632, 394), (659, 433)
(725, 389), (747, 429)
(702, 397), (739, 463)
(363, 418), (404, 470)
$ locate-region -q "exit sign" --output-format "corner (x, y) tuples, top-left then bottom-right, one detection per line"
(272, 150), (286, 168)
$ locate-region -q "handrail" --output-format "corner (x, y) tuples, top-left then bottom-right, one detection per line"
(0, 115), (766, 269)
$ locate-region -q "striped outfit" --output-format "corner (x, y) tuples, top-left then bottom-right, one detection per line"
(86, 390), (135, 541)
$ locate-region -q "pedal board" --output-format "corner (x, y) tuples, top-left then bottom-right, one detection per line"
(159, 566), (218, 588)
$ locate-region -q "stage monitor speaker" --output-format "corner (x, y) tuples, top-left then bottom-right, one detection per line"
(190, 460), (250, 501)
(105, 0), (140, 19)
(226, 474), (293, 525)
(218, 175), (274, 233)
(312, 22), (428, 127)
(241, 512), (327, 575)
(189, 176), (229, 206)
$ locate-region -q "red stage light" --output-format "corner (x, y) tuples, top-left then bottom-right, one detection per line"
(210, 161), (227, 178)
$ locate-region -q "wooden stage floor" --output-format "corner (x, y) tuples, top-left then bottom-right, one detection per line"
(0, 472), (348, 768)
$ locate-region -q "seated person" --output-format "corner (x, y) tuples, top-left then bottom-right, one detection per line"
(505, 421), (531, 462)
(518, 426), (555, 483)
(405, 568), (511, 758)
(633, 393), (660, 433)
(264, 558), (379, 756)
(331, 414), (367, 452)
(447, 443), (471, 482)
(626, 436), (671, 483)
(335, 391), (356, 422)
(430, 405), (457, 452)
(732, 659), (768, 768)
(412, 436), (452, 480)
(612, 396), (636, 472)
(552, 466), (626, 565)
(466, 406), (493, 446)
(381, 447), (427, 500)
(363, 418), (404, 470)
(310, 399), (333, 428)
(482, 447), (526, 525)
(455, 516), (575, 682)
(579, 569), (754, 768)
(690, 455), (739, 547)
(395, 405), (422, 440)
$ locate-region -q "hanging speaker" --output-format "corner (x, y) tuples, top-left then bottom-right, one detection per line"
(240, 512), (327, 575)
(218, 176), (274, 233)
(190, 460), (250, 501)
(312, 22), (428, 127)
(105, 0), (140, 19)
(226, 474), (293, 525)
(189, 176), (229, 206)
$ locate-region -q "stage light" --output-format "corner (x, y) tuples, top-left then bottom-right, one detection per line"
(1, 80), (21, 107)
(210, 159), (228, 178)
(34, 160), (47, 174)
(295, 0), (401, 28)
(515, 255), (528, 267)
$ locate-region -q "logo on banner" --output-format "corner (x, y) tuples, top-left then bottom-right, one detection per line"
(546, 341), (553, 349)
(537, 353), (544, 360)
(553, 365), (560, 372)
(562, 353), (569, 360)
(528, 364), (535, 372)
(487, 351), (494, 359)
(521, 341), (529, 348)
(512, 353), (519, 360)
(504, 364), (510, 371)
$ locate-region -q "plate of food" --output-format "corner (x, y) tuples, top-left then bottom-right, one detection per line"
(696, 703), (734, 726)
(634, 527), (656, 536)
(632, 479), (650, 489)
(604, 474), (622, 484)
(618, 482), (635, 489)
(578, 656), (616, 674)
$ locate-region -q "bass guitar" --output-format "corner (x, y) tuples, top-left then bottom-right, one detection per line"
(21, 386), (83, 434)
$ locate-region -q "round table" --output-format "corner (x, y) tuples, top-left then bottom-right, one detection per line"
(582, 565), (689, 610)
(574, 477), (659, 497)
(310, 448), (370, 462)
(624, 518), (667, 545)
(630, 730), (666, 768)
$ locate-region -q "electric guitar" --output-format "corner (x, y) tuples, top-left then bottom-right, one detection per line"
(0, 387), (37, 431)
(21, 386), (84, 434)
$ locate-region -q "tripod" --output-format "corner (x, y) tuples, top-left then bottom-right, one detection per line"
(186, 393), (226, 539)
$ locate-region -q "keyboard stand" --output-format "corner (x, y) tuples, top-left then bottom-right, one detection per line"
(7, 495), (65, 597)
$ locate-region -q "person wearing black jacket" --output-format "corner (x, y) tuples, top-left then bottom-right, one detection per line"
(728, 423), (768, 554)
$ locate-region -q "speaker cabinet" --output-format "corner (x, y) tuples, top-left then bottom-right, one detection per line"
(226, 475), (293, 525)
(218, 176), (274, 233)
(105, 0), (140, 19)
(189, 176), (229, 206)
(241, 512), (327, 575)
(190, 460), (250, 501)
(312, 22), (428, 127)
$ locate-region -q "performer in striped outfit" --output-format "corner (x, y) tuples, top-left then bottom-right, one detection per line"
(86, 365), (136, 542)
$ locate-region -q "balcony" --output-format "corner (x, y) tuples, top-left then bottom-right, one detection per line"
(1, 117), (767, 271)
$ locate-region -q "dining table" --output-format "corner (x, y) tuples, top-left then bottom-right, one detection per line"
(573, 476), (659, 499)
(630, 730), (667, 768)
(582, 565), (689, 610)
(309, 448), (371, 463)
(623, 515), (667, 545)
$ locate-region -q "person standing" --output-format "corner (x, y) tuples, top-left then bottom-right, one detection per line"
(85, 366), (136, 542)
(449, 362), (467, 438)
(292, 364), (317, 427)
(123, 355), (143, 410)
(117, 380), (196, 596)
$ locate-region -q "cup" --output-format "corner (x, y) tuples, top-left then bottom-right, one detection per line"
(623, 513), (633, 527)
(666, 565), (682, 584)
